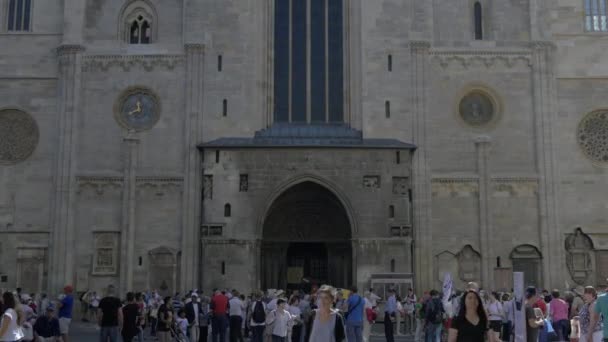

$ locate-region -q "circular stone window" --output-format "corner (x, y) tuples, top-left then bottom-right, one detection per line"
(114, 87), (160, 132)
(0, 109), (39, 165)
(577, 111), (608, 164)
(458, 91), (496, 127)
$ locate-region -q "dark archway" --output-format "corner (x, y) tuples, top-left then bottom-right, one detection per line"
(261, 181), (352, 290)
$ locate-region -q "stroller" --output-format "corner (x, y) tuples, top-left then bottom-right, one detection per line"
(170, 321), (189, 342)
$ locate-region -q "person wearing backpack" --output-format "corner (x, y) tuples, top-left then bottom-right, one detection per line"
(425, 290), (444, 342)
(249, 291), (267, 342)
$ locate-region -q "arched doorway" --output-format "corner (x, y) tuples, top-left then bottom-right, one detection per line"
(261, 181), (352, 290)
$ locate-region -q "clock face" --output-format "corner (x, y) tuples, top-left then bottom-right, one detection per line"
(115, 89), (160, 131)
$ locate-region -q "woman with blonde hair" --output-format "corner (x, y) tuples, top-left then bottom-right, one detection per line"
(579, 286), (602, 342)
(305, 285), (346, 342)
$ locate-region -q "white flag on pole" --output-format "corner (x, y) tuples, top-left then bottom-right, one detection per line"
(442, 273), (453, 304)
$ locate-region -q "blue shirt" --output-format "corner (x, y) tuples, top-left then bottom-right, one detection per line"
(346, 294), (364, 323)
(385, 295), (397, 314)
(58, 294), (74, 319)
(594, 293), (608, 338)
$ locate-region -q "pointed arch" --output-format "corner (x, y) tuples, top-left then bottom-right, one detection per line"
(118, 0), (158, 44)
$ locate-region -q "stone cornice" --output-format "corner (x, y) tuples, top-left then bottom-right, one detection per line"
(409, 40), (431, 52)
(82, 54), (185, 72)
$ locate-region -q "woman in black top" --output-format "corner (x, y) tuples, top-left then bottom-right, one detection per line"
(448, 290), (499, 342)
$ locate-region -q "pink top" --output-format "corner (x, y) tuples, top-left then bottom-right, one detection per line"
(550, 298), (569, 321)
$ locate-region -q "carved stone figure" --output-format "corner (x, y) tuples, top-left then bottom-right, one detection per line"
(392, 177), (409, 195)
(363, 176), (380, 188)
(457, 245), (481, 282)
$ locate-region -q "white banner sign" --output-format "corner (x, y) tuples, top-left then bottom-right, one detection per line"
(442, 273), (453, 304)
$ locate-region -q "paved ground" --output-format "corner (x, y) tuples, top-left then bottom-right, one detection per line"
(70, 321), (416, 341)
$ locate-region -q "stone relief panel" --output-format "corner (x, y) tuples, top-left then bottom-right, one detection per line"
(203, 175), (213, 199)
(82, 55), (184, 73)
(491, 178), (538, 197)
(431, 178), (479, 198)
(392, 177), (409, 195)
(92, 232), (120, 275)
(577, 111), (608, 164)
(565, 228), (594, 285)
(457, 245), (481, 283)
(0, 109), (39, 165)
(429, 50), (532, 71)
(148, 246), (177, 297)
(16, 248), (47, 294)
(435, 251), (459, 286)
(76, 177), (123, 197)
(363, 176), (380, 189)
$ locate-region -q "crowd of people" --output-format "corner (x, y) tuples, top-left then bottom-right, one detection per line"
(1, 280), (607, 342)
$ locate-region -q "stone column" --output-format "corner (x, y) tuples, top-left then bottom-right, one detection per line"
(475, 136), (492, 289)
(409, 41), (433, 291)
(180, 44), (205, 292)
(49, 44), (84, 292)
(531, 42), (559, 288)
(120, 133), (139, 294)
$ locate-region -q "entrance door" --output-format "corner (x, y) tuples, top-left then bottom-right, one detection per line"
(261, 181), (352, 290)
(286, 243), (328, 290)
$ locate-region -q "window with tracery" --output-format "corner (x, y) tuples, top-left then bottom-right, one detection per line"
(585, 0), (608, 32)
(119, 1), (156, 44)
(7, 0), (32, 31)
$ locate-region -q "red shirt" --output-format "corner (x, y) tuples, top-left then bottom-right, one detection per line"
(533, 298), (547, 316)
(211, 294), (229, 315)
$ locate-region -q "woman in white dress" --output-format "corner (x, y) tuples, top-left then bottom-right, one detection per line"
(0, 292), (25, 342)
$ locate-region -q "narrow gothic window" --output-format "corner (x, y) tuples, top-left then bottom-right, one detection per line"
(388, 54), (393, 72)
(215, 150), (220, 163)
(221, 261), (226, 275)
(390, 259), (396, 272)
(585, 0), (608, 31)
(120, 1), (156, 44)
(474, 2), (483, 40)
(218, 55), (223, 71)
(389, 205), (395, 218)
(274, 0), (344, 124)
(222, 99), (228, 117)
(224, 203), (231, 217)
(396, 151), (401, 164)
(7, 0), (32, 31)
(385, 101), (391, 118)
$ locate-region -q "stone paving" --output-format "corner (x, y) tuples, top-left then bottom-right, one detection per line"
(70, 321), (416, 342)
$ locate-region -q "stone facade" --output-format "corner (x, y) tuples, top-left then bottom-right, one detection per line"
(0, 0), (607, 296)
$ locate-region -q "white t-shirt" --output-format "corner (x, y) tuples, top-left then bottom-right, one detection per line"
(267, 310), (292, 337)
(370, 293), (381, 307)
(0, 308), (25, 341)
(364, 297), (372, 310)
(229, 297), (243, 317)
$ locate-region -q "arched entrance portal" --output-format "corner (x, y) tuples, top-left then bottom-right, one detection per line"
(261, 181), (352, 290)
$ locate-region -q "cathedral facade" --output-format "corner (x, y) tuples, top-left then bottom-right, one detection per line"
(0, 0), (607, 297)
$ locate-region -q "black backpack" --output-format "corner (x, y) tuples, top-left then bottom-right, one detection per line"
(252, 301), (266, 323)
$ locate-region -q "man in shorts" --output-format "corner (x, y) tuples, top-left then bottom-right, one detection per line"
(57, 285), (74, 342)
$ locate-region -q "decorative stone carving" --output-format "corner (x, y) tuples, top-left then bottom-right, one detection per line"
(239, 174), (249, 192)
(0, 109), (39, 165)
(363, 176), (380, 189)
(457, 245), (481, 282)
(459, 91), (495, 127)
(436, 251), (458, 283)
(203, 175), (213, 199)
(76, 176), (123, 196)
(136, 177), (183, 194)
(431, 178), (479, 198)
(82, 55), (184, 72)
(148, 246), (177, 297)
(92, 232), (119, 275)
(491, 178), (538, 197)
(114, 87), (161, 132)
(565, 228), (594, 285)
(577, 111), (608, 164)
(392, 177), (409, 195)
(430, 50), (532, 70)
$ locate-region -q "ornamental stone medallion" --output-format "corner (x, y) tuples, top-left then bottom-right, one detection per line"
(0, 109), (39, 165)
(577, 111), (608, 164)
(113, 87), (160, 132)
(459, 91), (495, 127)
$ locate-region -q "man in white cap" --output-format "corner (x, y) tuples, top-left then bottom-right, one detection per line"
(185, 292), (202, 342)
